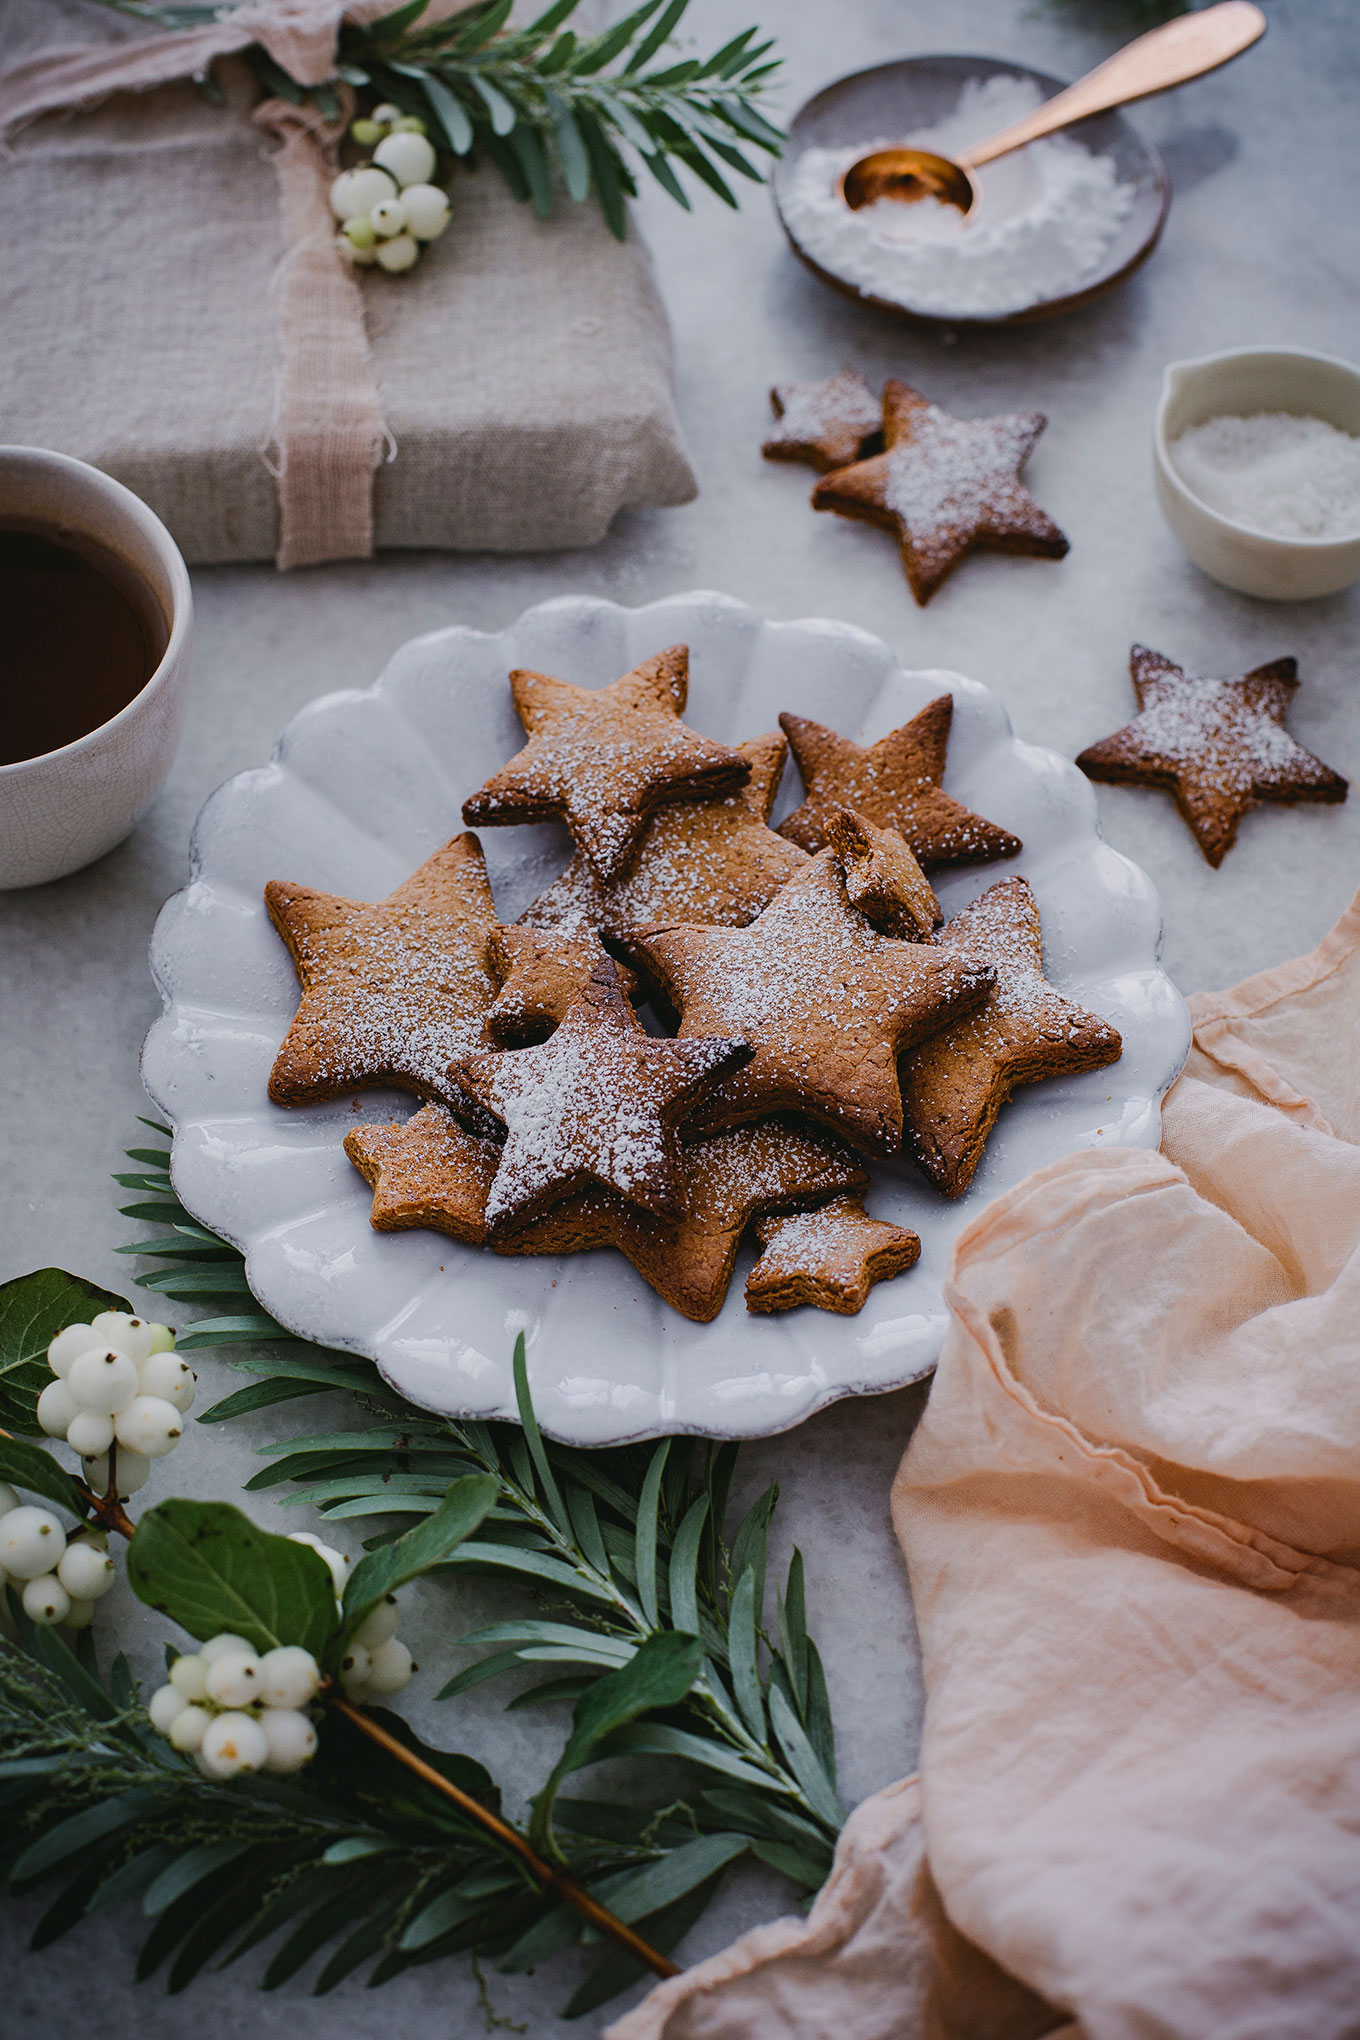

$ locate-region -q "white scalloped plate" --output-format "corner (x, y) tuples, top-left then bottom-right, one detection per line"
(143, 592), (1189, 1445)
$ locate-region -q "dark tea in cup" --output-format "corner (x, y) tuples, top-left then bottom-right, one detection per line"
(0, 520), (168, 767)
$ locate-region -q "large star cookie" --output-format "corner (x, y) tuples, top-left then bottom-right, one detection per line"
(500, 1118), (868, 1322)
(266, 833), (499, 1108)
(745, 1196), (920, 1316)
(811, 380), (1069, 605)
(484, 925), (637, 1047)
(901, 877), (1122, 1197)
(634, 849), (994, 1156)
(1076, 645), (1348, 867)
(778, 697), (1022, 870)
(518, 733), (808, 949)
(762, 367), (883, 472)
(462, 645), (750, 882)
(448, 959), (749, 1229)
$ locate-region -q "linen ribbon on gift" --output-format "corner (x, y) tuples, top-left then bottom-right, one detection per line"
(0, 1), (433, 567)
(611, 888), (1360, 2040)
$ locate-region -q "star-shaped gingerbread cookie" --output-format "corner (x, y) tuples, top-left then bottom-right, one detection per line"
(448, 959), (750, 1229)
(901, 877), (1122, 1197)
(634, 849), (994, 1156)
(518, 733), (808, 950)
(745, 1196), (920, 1315)
(500, 1118), (868, 1322)
(484, 925), (638, 1047)
(1076, 645), (1348, 867)
(266, 833), (499, 1108)
(763, 367), (883, 472)
(778, 696), (1022, 870)
(345, 1103), (499, 1244)
(811, 380), (1069, 605)
(826, 808), (940, 939)
(462, 645), (750, 882)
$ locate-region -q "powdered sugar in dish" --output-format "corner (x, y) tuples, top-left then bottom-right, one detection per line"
(781, 75), (1137, 319)
(1169, 413), (1360, 540)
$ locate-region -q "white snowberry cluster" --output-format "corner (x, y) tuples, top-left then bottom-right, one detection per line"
(0, 1483), (115, 1630)
(287, 1531), (416, 1704)
(40, 1312), (194, 1497)
(331, 107), (451, 274)
(148, 1634), (322, 1778)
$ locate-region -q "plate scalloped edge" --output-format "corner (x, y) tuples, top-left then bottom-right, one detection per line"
(142, 591), (1191, 1447)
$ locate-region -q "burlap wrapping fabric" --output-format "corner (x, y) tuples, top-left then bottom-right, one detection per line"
(611, 889), (1360, 2040)
(0, 0), (696, 567)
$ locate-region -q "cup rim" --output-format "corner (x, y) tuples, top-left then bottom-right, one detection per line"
(0, 445), (193, 778)
(1153, 346), (1360, 554)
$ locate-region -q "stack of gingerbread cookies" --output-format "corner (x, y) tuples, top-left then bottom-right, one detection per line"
(263, 644), (1122, 1322)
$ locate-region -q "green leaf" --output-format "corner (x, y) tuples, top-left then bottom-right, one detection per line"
(420, 69), (474, 153)
(127, 1498), (338, 1655)
(143, 1841), (253, 1916)
(444, 1539), (620, 1605)
(634, 1438), (668, 1629)
(576, 108), (629, 238)
(28, 1849), (118, 1949)
(641, 148), (691, 209)
(624, 0), (688, 73)
(596, 1720), (783, 1793)
(524, 0), (582, 36)
(471, 71), (518, 136)
(767, 1684), (841, 1830)
(197, 1375), (338, 1423)
(11, 1791), (170, 1883)
(367, 0), (430, 38)
(0, 1436), (87, 1517)
(134, 1266), (253, 1297)
(0, 1267), (129, 1431)
(804, 1637), (836, 1787)
(727, 1566), (764, 1738)
(497, 1901), (581, 1971)
(339, 1473), (496, 1652)
(511, 1332), (570, 1534)
(545, 89), (591, 203)
(530, 1630), (702, 1852)
(593, 1831), (746, 1923)
(561, 1873), (714, 2018)
(748, 1837), (831, 1889)
(779, 1548), (808, 1714)
(729, 1484), (774, 1617)
(174, 1314), (291, 1348)
(667, 1493), (708, 1638)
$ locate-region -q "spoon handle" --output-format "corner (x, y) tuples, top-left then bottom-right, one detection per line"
(959, 0), (1265, 171)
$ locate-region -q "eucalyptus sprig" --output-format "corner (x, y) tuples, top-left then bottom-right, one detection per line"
(95, 0), (785, 239)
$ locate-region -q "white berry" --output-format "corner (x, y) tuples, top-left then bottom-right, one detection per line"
(47, 1325), (97, 1378)
(169, 1705), (211, 1753)
(148, 1682), (187, 1734)
(136, 1353), (196, 1413)
(205, 1651), (263, 1708)
(371, 102), (402, 127)
(66, 1410), (116, 1457)
(339, 233), (378, 266)
(376, 233), (419, 274)
(258, 1645), (321, 1710)
(354, 1594), (400, 1649)
(259, 1708), (318, 1775)
(81, 1448), (150, 1498)
(22, 1574), (70, 1625)
(201, 1633), (256, 1664)
(90, 1311), (155, 1363)
(56, 1539), (115, 1600)
(401, 183), (450, 241)
(68, 1347), (140, 1416)
(338, 1641), (371, 1693)
(332, 165), (397, 221)
(37, 1378), (78, 1438)
(199, 1712), (269, 1778)
(0, 1506), (64, 1580)
(365, 1637), (414, 1695)
(148, 1322), (176, 1354)
(373, 131), (435, 188)
(63, 1598), (94, 1631)
(369, 195), (408, 238)
(288, 1533), (350, 1596)
(0, 1482), (18, 1516)
(113, 1395), (183, 1458)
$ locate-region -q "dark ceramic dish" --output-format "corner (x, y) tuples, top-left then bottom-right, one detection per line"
(773, 54), (1171, 328)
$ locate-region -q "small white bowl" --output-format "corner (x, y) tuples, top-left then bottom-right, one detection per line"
(1153, 346), (1360, 601)
(0, 447), (193, 890)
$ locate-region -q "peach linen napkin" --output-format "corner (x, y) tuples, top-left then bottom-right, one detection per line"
(611, 887), (1360, 2040)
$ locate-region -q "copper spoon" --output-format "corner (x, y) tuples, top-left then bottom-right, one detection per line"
(840, 1), (1265, 216)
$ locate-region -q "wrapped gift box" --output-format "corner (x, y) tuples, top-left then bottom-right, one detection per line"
(2, 3), (697, 565)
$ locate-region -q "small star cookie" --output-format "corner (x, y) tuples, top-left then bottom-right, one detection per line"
(901, 877), (1122, 1197)
(345, 1103), (498, 1244)
(1076, 645), (1348, 867)
(826, 807), (940, 939)
(763, 367), (883, 472)
(811, 380), (1069, 605)
(499, 1118), (868, 1322)
(778, 696), (1022, 870)
(266, 833), (499, 1108)
(462, 645), (750, 882)
(745, 1196), (920, 1316)
(518, 732), (808, 950)
(485, 925), (638, 1047)
(448, 959), (750, 1230)
(634, 850), (994, 1156)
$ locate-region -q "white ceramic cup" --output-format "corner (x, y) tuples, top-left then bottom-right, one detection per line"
(0, 447), (193, 890)
(1153, 346), (1360, 601)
